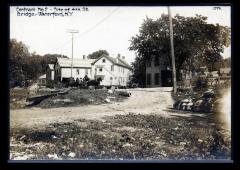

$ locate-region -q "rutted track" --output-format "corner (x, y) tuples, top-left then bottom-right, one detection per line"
(10, 88), (175, 129)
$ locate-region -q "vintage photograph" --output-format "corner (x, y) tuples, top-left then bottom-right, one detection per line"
(10, 6), (231, 161)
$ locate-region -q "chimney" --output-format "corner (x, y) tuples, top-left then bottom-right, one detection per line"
(116, 54), (121, 63)
(83, 55), (86, 59)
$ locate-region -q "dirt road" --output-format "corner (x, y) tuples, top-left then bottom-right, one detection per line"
(10, 87), (196, 129)
(10, 87), (231, 160)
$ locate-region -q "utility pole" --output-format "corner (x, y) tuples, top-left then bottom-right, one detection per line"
(67, 29), (79, 78)
(168, 7), (177, 93)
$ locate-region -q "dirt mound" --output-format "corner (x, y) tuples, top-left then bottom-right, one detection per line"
(37, 89), (126, 108)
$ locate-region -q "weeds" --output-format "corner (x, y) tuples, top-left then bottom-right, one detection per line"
(10, 113), (231, 160)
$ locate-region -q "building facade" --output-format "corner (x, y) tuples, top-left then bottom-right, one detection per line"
(146, 55), (172, 88)
(54, 57), (95, 82)
(46, 64), (54, 82)
(54, 55), (132, 87)
(92, 54), (132, 87)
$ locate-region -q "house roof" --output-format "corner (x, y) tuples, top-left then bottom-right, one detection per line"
(92, 54), (132, 69)
(48, 64), (54, 70)
(220, 68), (231, 73)
(118, 57), (132, 68)
(56, 57), (95, 68)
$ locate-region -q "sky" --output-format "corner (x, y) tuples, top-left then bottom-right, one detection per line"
(10, 6), (231, 64)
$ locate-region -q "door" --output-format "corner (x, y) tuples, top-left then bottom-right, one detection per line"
(161, 70), (173, 87)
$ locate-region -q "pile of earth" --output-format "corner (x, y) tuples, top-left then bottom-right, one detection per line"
(37, 89), (127, 109)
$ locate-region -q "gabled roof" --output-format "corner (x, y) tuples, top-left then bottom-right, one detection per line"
(48, 64), (54, 70)
(92, 54), (132, 69)
(56, 57), (95, 68)
(118, 57), (132, 68)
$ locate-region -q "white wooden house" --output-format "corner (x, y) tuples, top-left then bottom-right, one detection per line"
(54, 55), (132, 87)
(92, 54), (132, 87)
(46, 64), (54, 81)
(54, 57), (95, 82)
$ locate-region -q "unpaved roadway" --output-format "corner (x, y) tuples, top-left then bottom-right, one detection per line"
(10, 87), (204, 129)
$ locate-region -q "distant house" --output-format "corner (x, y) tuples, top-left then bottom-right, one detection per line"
(54, 57), (95, 82)
(146, 55), (172, 87)
(54, 54), (132, 87)
(38, 74), (46, 86)
(92, 54), (132, 87)
(219, 67), (231, 77)
(46, 64), (54, 81)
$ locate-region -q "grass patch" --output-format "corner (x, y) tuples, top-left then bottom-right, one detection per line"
(10, 113), (231, 160)
(10, 88), (29, 109)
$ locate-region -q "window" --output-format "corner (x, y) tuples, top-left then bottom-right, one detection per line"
(146, 60), (151, 67)
(110, 77), (113, 80)
(147, 74), (151, 85)
(111, 65), (114, 71)
(99, 68), (102, 72)
(102, 59), (106, 63)
(76, 69), (79, 75)
(154, 56), (159, 66)
(154, 73), (160, 85)
(85, 69), (88, 75)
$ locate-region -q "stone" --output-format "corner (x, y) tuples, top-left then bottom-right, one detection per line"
(47, 153), (58, 159)
(180, 142), (187, 146)
(105, 98), (111, 103)
(68, 152), (76, 158)
(122, 143), (133, 147)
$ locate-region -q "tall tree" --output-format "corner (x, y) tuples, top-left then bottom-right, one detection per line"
(9, 39), (31, 86)
(9, 39), (69, 87)
(129, 14), (230, 84)
(87, 50), (109, 59)
(130, 54), (146, 87)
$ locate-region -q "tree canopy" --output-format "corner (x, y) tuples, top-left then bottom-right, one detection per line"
(129, 14), (230, 84)
(87, 50), (109, 59)
(9, 39), (68, 87)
